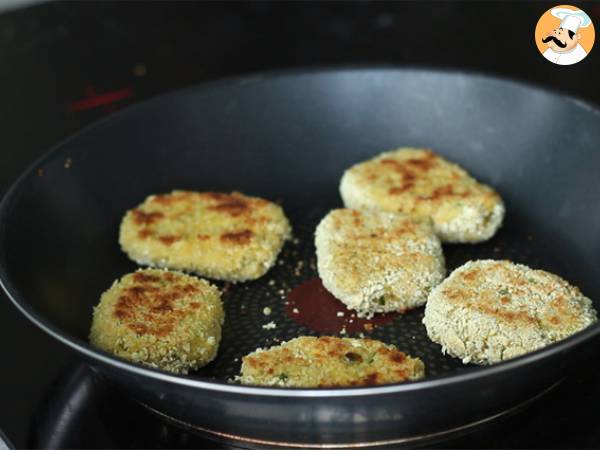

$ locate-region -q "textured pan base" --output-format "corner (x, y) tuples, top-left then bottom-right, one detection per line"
(138, 380), (561, 449)
(158, 202), (565, 383)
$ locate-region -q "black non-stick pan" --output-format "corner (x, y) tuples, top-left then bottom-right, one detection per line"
(1, 68), (599, 448)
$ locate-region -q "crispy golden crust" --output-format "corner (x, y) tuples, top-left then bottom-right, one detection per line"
(119, 191), (291, 282)
(315, 208), (445, 317)
(239, 336), (425, 387)
(89, 269), (224, 374)
(340, 148), (505, 243)
(423, 260), (598, 365)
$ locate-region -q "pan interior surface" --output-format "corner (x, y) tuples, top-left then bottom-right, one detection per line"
(1, 68), (599, 386)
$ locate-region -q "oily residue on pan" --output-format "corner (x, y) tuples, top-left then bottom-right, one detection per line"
(285, 277), (398, 334)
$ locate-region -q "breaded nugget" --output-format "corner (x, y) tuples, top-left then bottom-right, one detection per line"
(423, 260), (598, 365)
(340, 148), (505, 243)
(90, 269), (224, 374)
(119, 191), (291, 282)
(239, 336), (425, 387)
(315, 208), (445, 318)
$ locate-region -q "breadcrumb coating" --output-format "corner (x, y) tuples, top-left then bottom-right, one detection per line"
(119, 191), (291, 281)
(423, 260), (598, 364)
(316, 208), (445, 317)
(90, 269), (224, 374)
(340, 148), (505, 243)
(240, 336), (425, 387)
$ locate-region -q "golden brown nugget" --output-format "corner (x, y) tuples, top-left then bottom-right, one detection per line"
(315, 208), (445, 318)
(423, 260), (598, 365)
(340, 148), (505, 243)
(239, 336), (425, 387)
(90, 269), (224, 374)
(119, 191), (291, 282)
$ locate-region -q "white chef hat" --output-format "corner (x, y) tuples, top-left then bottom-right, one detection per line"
(551, 7), (592, 33)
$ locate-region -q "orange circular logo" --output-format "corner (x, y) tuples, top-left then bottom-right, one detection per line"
(535, 4), (595, 65)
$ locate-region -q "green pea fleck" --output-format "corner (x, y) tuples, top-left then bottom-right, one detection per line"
(278, 373), (289, 382)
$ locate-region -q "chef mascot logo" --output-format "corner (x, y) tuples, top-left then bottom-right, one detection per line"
(535, 5), (595, 65)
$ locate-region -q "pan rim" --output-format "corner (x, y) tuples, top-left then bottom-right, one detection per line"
(1, 64), (599, 397)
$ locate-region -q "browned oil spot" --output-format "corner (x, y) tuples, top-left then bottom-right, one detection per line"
(442, 289), (462, 301)
(197, 234), (210, 240)
(163, 272), (176, 282)
(132, 272), (160, 283)
(207, 192), (231, 201)
(389, 352), (406, 364)
(114, 301), (133, 320)
(389, 182), (414, 195)
(245, 358), (258, 368)
(112, 273), (200, 337)
(128, 285), (159, 295)
(418, 184), (470, 201)
(549, 316), (560, 325)
(210, 199), (249, 216)
(179, 284), (199, 296)
(380, 158), (401, 167)
(390, 222), (416, 238)
(394, 369), (408, 378)
(461, 269), (480, 281)
(243, 216), (269, 227)
(189, 302), (200, 309)
(132, 209), (164, 225)
(500, 296), (511, 304)
(406, 151), (437, 171)
(346, 209), (362, 227)
(362, 373), (379, 385)
(220, 229), (253, 245)
(380, 158), (417, 182)
(150, 299), (174, 313)
(151, 192), (192, 205)
(477, 305), (535, 324)
(138, 229), (153, 239)
(158, 235), (181, 245)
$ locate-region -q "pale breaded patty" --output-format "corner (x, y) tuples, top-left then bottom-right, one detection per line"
(239, 336), (425, 387)
(90, 269), (224, 374)
(119, 191), (291, 282)
(423, 260), (598, 365)
(315, 208), (445, 318)
(340, 148), (505, 243)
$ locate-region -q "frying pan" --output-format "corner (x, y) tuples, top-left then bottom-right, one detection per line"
(1, 68), (599, 448)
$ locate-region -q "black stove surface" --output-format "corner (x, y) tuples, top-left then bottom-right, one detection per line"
(31, 351), (600, 450)
(1, 2), (599, 448)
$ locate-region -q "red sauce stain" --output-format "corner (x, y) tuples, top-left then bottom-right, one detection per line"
(285, 278), (398, 334)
